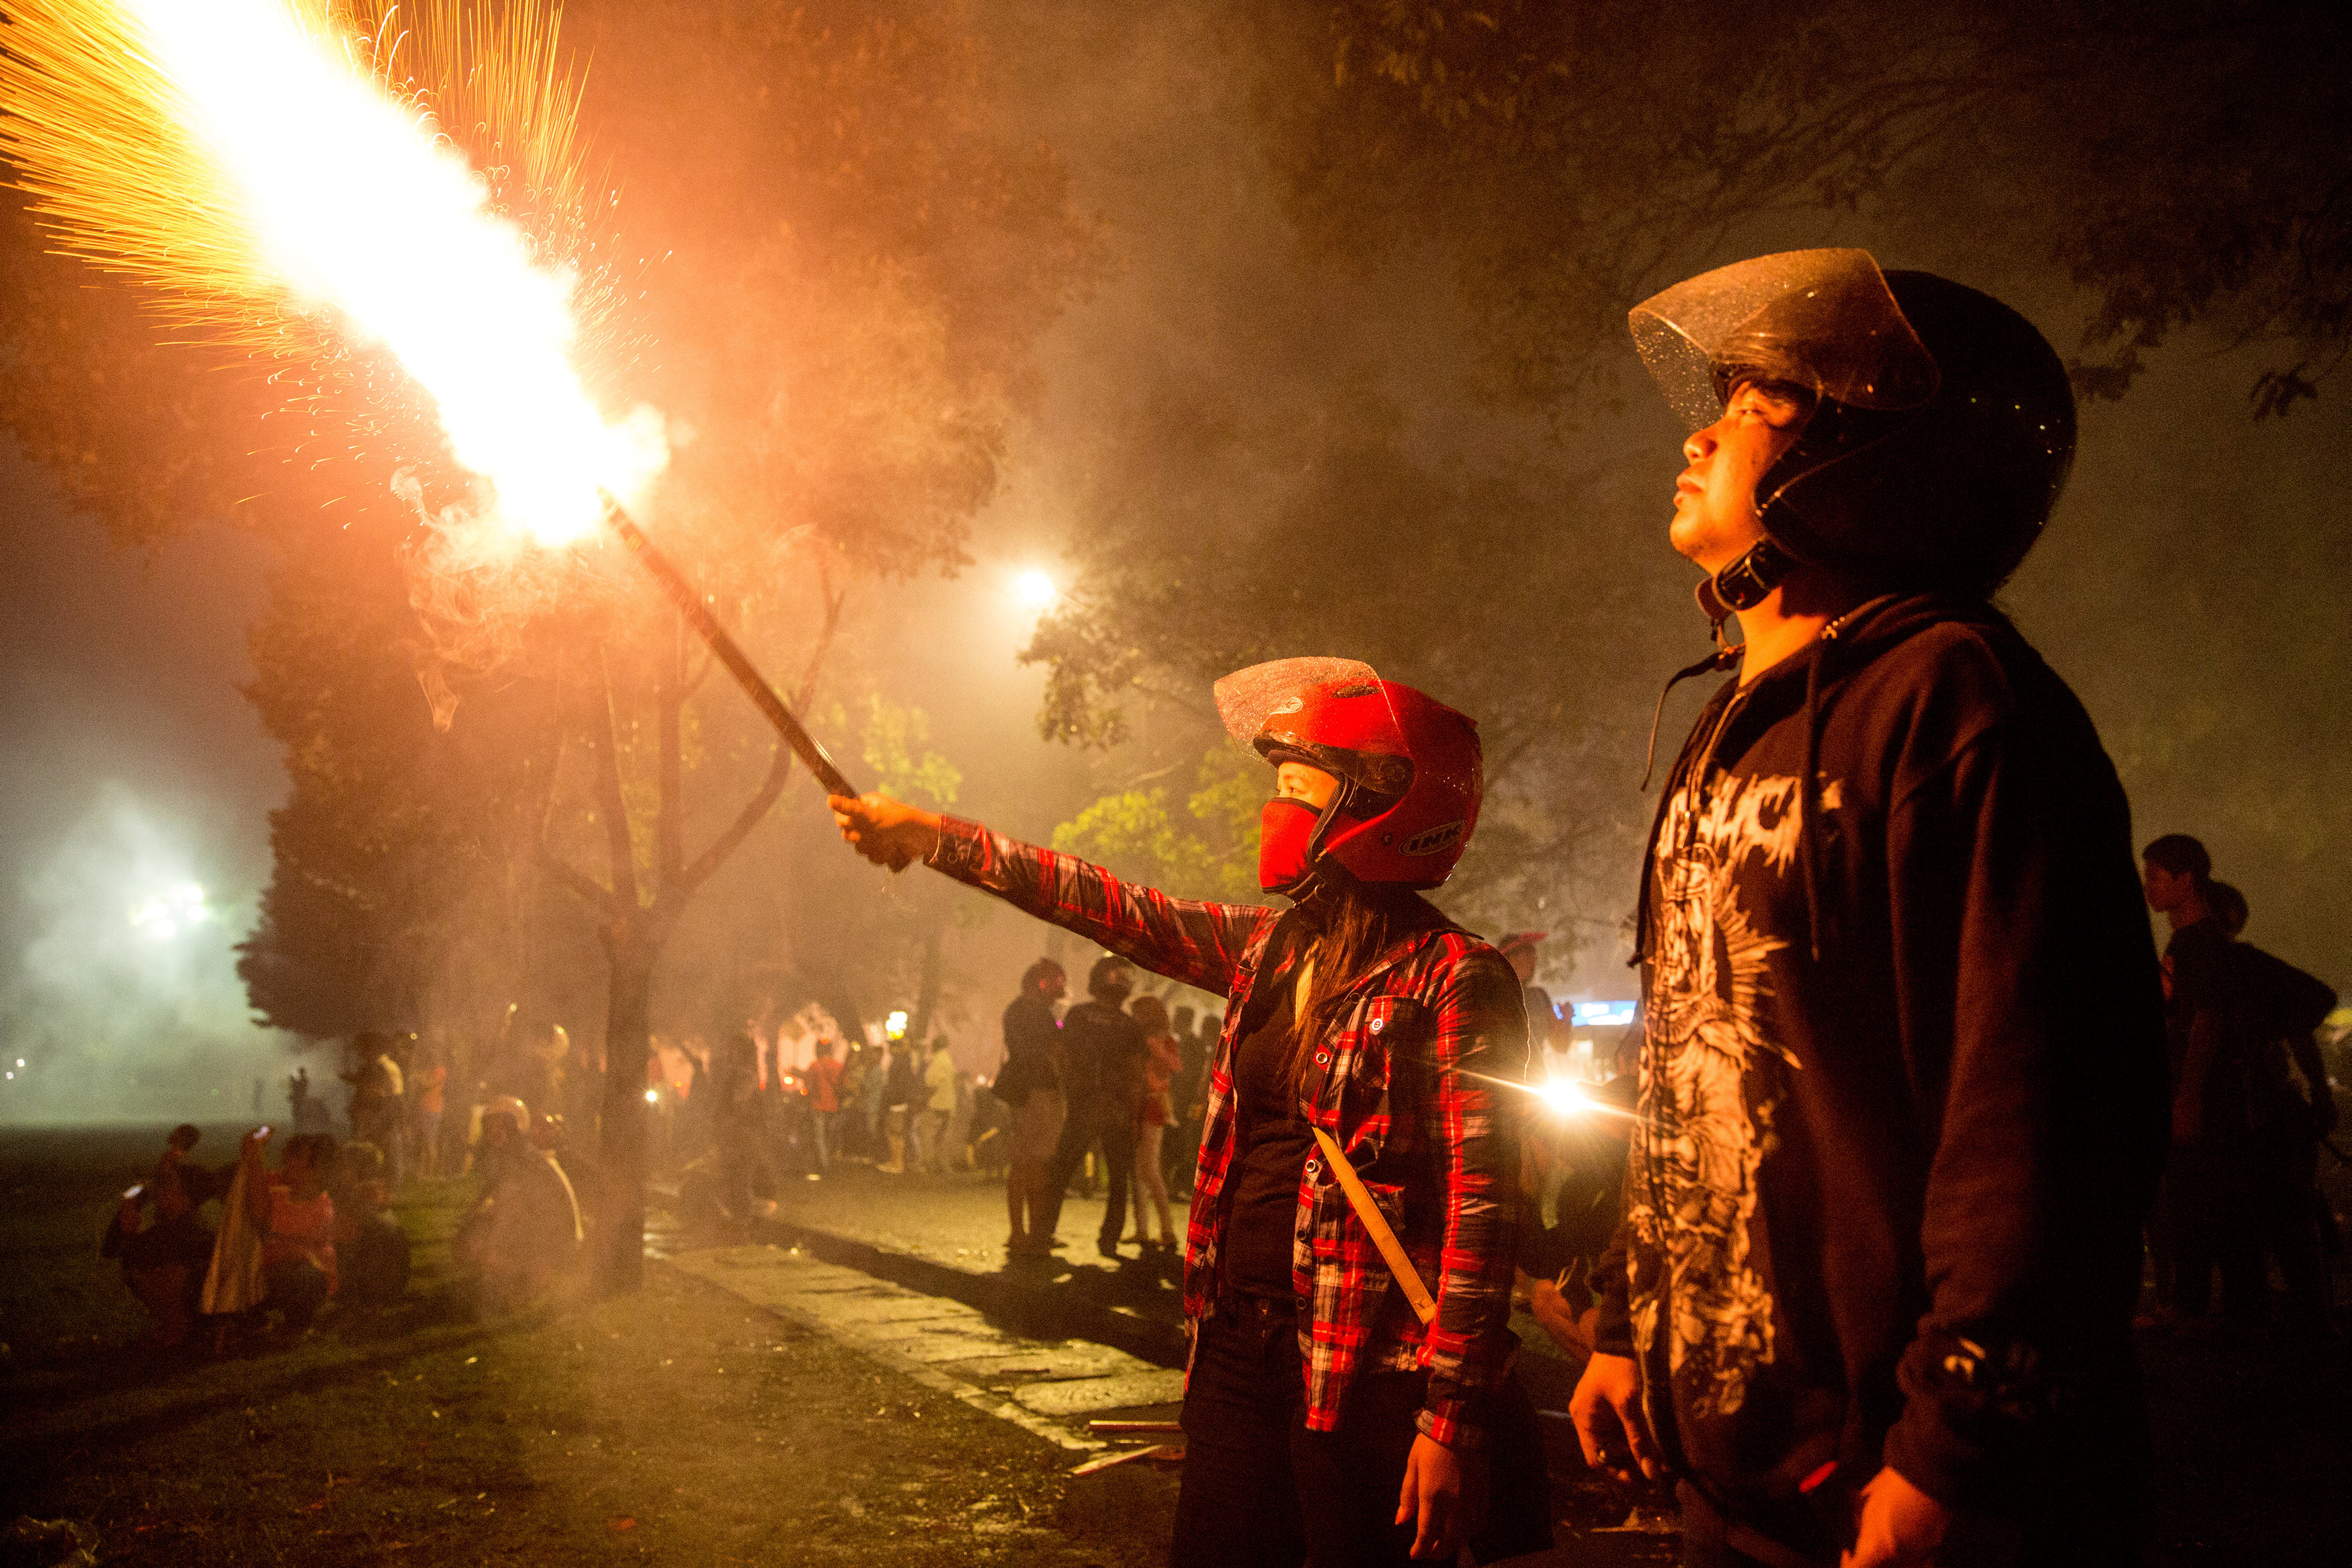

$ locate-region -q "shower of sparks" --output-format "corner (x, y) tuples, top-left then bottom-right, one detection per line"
(0, 0), (662, 545)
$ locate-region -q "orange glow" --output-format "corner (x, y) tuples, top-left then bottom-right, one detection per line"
(0, 1), (661, 545)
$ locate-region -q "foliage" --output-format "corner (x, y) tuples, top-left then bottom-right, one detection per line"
(0, 0), (1097, 1067)
(858, 695), (962, 808)
(1050, 747), (1263, 905)
(1022, 372), (1660, 931)
(1286, 0), (2351, 413)
(1017, 0), (2352, 975)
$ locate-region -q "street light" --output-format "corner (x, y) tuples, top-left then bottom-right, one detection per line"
(130, 881), (210, 941)
(1014, 570), (1056, 608)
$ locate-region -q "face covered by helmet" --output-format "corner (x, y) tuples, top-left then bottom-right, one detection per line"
(1631, 248), (2076, 605)
(1212, 658), (1483, 898)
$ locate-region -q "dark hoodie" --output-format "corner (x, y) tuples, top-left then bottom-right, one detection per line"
(1597, 595), (2167, 1557)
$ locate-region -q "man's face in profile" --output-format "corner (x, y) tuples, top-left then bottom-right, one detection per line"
(1669, 380), (1811, 573)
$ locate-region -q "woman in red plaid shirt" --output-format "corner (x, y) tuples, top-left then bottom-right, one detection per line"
(833, 658), (1534, 1566)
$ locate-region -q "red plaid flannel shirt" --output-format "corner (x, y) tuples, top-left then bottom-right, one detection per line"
(927, 816), (1527, 1449)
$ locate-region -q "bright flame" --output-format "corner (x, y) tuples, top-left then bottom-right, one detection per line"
(100, 0), (661, 544)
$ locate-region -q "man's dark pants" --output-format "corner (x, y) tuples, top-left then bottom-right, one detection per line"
(2170, 1137), (2265, 1320)
(1036, 1095), (1133, 1250)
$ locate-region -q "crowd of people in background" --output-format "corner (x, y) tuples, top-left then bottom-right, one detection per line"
(101, 869), (2342, 1366)
(991, 955), (1217, 1261)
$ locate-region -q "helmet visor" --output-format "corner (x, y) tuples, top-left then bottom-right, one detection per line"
(1212, 658), (1411, 800)
(1630, 248), (1940, 432)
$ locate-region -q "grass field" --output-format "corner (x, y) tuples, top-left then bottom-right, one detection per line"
(0, 1125), (1171, 1567)
(11, 1123), (2352, 1566)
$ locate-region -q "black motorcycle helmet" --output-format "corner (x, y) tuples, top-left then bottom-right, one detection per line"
(1632, 249), (2076, 599)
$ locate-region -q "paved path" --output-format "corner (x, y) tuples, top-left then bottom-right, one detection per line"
(763, 1163), (1189, 1300)
(666, 1242), (1185, 1450)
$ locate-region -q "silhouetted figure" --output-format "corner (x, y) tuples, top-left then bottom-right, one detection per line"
(2145, 833), (2264, 1323)
(1037, 956), (1148, 1260)
(997, 959), (1067, 1254)
(2212, 879), (2341, 1332)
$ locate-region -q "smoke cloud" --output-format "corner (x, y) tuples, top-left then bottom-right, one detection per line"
(0, 783), (290, 1124)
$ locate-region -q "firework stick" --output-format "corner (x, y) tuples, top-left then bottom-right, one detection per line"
(1086, 1420), (1183, 1435)
(598, 492), (857, 799)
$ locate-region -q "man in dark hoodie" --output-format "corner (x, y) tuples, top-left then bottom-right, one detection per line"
(1570, 250), (2169, 1568)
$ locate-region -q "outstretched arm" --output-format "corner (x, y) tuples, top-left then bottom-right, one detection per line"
(831, 793), (1272, 998)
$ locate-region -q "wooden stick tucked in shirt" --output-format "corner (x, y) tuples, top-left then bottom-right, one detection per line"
(1309, 1125), (1437, 1325)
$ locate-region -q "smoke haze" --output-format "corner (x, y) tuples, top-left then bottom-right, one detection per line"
(0, 1), (2343, 1113)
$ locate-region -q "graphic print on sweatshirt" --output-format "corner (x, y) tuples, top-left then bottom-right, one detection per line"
(1630, 769), (1834, 1422)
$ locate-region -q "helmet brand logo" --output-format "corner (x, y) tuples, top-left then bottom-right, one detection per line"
(1401, 820), (1465, 857)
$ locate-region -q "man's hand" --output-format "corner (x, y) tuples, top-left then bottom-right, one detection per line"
(829, 793), (941, 872)
(1526, 1276), (1595, 1358)
(1568, 1351), (1661, 1482)
(1841, 1466), (1949, 1568)
(1394, 1433), (1480, 1559)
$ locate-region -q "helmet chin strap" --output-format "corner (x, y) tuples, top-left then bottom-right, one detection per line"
(1699, 536), (1795, 617)
(1644, 537), (1794, 792)
(1282, 777), (1359, 905)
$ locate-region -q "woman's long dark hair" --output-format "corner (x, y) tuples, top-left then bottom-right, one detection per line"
(1286, 862), (1447, 1095)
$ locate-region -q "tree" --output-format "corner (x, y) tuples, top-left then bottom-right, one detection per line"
(1021, 1), (2352, 982)
(1021, 372), (1663, 965)
(1284, 0), (2351, 415)
(1, 0), (1097, 1288)
(1049, 746), (1263, 906)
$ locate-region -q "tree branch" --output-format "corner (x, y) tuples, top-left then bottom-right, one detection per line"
(538, 845), (615, 916)
(591, 644), (640, 912)
(657, 610), (685, 888)
(671, 563), (848, 901)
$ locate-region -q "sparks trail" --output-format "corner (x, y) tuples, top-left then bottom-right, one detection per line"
(0, 0), (663, 546)
(599, 492), (858, 799)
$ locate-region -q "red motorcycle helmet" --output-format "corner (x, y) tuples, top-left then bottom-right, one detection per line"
(1213, 658), (1484, 889)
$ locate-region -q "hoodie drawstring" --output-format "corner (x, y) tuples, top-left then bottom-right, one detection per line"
(1630, 642), (1742, 967)
(1640, 643), (1742, 792)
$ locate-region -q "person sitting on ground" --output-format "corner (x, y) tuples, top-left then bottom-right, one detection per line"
(239, 1129), (337, 1339)
(471, 1095), (531, 1192)
(460, 1113), (585, 1308)
(329, 1141), (412, 1308)
(102, 1158), (216, 1348)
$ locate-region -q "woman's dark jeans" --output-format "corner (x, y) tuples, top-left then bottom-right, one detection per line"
(1170, 1293), (1427, 1568)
